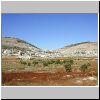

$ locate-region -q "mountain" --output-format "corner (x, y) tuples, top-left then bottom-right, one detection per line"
(2, 37), (40, 49)
(2, 37), (43, 59)
(2, 37), (98, 59)
(54, 42), (98, 57)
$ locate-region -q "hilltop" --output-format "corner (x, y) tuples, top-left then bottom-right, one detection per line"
(55, 41), (98, 57)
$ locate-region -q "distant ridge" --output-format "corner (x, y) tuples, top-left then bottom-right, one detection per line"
(54, 41), (98, 57)
(64, 41), (97, 48)
(3, 37), (39, 49)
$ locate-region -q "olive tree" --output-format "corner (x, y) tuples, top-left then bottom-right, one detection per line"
(80, 62), (91, 73)
(64, 59), (74, 72)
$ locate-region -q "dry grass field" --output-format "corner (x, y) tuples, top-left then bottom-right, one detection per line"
(2, 57), (98, 86)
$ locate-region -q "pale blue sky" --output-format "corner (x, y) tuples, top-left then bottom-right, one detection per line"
(2, 14), (98, 50)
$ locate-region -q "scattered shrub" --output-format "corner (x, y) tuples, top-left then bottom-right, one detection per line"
(69, 59), (74, 65)
(20, 60), (27, 65)
(33, 61), (38, 65)
(28, 62), (31, 66)
(63, 59), (74, 72)
(43, 62), (48, 66)
(80, 62), (91, 73)
(55, 60), (60, 64)
(64, 63), (72, 72)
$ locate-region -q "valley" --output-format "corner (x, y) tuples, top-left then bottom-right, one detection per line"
(2, 37), (98, 86)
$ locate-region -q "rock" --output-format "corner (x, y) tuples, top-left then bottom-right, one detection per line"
(76, 80), (82, 83)
(87, 77), (97, 81)
(83, 77), (97, 81)
(83, 78), (87, 81)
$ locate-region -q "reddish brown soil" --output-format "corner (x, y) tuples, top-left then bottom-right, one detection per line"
(2, 71), (98, 86)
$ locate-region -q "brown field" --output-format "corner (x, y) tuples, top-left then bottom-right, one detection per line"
(2, 57), (98, 86)
(2, 72), (98, 86)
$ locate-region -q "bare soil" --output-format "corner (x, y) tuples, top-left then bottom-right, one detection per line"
(2, 72), (98, 86)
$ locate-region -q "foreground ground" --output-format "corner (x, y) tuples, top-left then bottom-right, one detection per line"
(2, 72), (98, 86)
(2, 57), (98, 86)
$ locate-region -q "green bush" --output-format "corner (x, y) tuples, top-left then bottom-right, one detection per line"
(63, 59), (73, 64)
(33, 61), (38, 65)
(64, 63), (72, 72)
(50, 60), (55, 64)
(63, 59), (74, 72)
(69, 59), (74, 65)
(43, 62), (48, 66)
(55, 60), (61, 64)
(20, 60), (27, 65)
(28, 62), (31, 66)
(80, 62), (91, 73)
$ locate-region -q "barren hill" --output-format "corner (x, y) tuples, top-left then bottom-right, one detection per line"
(55, 42), (98, 57)
(2, 37), (42, 59)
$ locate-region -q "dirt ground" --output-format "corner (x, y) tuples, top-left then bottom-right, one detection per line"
(2, 71), (98, 86)
(2, 57), (98, 86)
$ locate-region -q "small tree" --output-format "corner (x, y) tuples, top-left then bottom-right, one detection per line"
(64, 60), (74, 72)
(23, 61), (27, 65)
(55, 59), (61, 64)
(69, 59), (74, 65)
(43, 62), (48, 66)
(33, 61), (38, 65)
(50, 60), (55, 64)
(28, 62), (31, 66)
(80, 63), (91, 73)
(64, 64), (72, 72)
(20, 60), (27, 65)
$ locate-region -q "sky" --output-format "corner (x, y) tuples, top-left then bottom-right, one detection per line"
(2, 14), (98, 50)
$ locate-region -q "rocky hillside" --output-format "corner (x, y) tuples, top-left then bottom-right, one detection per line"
(2, 37), (98, 59)
(2, 37), (44, 59)
(55, 42), (98, 57)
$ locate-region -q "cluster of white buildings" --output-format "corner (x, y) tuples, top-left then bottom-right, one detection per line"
(2, 47), (98, 60)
